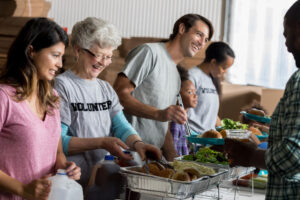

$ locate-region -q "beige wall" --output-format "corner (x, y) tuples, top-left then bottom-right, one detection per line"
(47, 0), (225, 40)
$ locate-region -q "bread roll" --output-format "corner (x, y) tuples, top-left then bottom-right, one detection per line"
(172, 171), (190, 181)
(202, 129), (222, 139)
(183, 167), (201, 180)
(220, 130), (227, 138)
(159, 168), (175, 178)
(142, 162), (165, 176)
(248, 108), (265, 116)
(248, 126), (262, 136)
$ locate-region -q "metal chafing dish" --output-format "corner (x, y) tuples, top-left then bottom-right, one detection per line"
(175, 157), (255, 179)
(120, 165), (229, 199)
(195, 162), (255, 179)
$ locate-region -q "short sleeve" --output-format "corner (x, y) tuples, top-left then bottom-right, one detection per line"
(102, 81), (123, 119)
(54, 78), (72, 126)
(0, 88), (9, 132)
(188, 67), (199, 88)
(122, 44), (155, 87)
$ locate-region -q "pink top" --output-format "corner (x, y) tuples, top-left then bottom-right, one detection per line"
(0, 85), (61, 200)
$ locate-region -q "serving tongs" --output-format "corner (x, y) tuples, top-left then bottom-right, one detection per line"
(144, 158), (150, 174)
(158, 157), (174, 170)
(177, 94), (192, 136)
(145, 151), (174, 170)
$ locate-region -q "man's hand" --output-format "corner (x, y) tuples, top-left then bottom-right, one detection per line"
(21, 178), (51, 200)
(251, 123), (270, 133)
(101, 137), (133, 160)
(224, 138), (257, 167)
(158, 105), (187, 124)
(134, 142), (162, 161)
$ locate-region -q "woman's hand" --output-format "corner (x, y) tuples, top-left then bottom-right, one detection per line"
(21, 178), (51, 200)
(65, 161), (81, 180)
(134, 141), (162, 161)
(101, 137), (133, 160)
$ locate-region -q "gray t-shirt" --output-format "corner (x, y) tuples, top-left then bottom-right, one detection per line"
(54, 70), (123, 186)
(188, 67), (219, 133)
(122, 43), (180, 148)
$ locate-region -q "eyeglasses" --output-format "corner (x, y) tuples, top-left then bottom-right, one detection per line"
(82, 48), (112, 62)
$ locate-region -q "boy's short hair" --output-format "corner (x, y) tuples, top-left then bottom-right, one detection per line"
(177, 65), (189, 82)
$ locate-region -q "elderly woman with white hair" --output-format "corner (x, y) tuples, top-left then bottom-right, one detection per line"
(54, 17), (161, 198)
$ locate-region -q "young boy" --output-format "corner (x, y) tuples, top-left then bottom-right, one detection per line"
(170, 66), (198, 156)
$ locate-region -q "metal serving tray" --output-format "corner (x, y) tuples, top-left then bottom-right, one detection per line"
(120, 165), (228, 199)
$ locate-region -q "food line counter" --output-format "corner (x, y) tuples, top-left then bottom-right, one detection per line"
(120, 162), (256, 200)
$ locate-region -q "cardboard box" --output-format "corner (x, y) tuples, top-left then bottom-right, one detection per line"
(219, 82), (262, 121)
(260, 88), (284, 115)
(219, 82), (284, 121)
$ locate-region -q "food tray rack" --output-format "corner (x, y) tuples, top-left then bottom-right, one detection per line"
(175, 157), (255, 180)
(195, 162), (255, 179)
(192, 162), (256, 200)
(120, 166), (229, 199)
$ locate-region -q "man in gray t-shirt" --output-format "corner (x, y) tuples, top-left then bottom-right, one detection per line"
(114, 14), (214, 160)
(122, 43), (181, 148)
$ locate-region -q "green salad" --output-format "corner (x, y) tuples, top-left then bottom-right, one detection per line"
(183, 147), (229, 165)
(221, 118), (248, 130)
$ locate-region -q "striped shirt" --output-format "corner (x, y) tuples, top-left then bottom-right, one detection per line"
(265, 69), (300, 199)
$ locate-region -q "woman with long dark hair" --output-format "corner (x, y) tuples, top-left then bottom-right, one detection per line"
(188, 42), (235, 134)
(0, 18), (80, 200)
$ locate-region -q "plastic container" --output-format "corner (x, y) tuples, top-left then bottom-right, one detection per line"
(48, 169), (83, 200)
(225, 129), (252, 142)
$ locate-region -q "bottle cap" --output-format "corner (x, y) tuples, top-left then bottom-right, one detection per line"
(57, 169), (67, 175)
(104, 155), (114, 161)
(123, 150), (132, 155)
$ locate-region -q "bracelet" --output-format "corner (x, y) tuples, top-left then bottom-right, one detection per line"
(132, 140), (144, 150)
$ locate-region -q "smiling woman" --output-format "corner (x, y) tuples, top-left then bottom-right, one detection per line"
(0, 18), (81, 200)
(53, 17), (161, 198)
(31, 42), (65, 81)
(1, 18), (69, 112)
(69, 17), (120, 80)
(188, 42), (235, 134)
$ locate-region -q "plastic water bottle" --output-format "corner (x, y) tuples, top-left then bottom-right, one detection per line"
(48, 169), (83, 200)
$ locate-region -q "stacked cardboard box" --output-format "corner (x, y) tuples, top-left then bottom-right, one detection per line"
(0, 17), (33, 71)
(219, 82), (284, 120)
(0, 0), (51, 70)
(0, 0), (51, 18)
